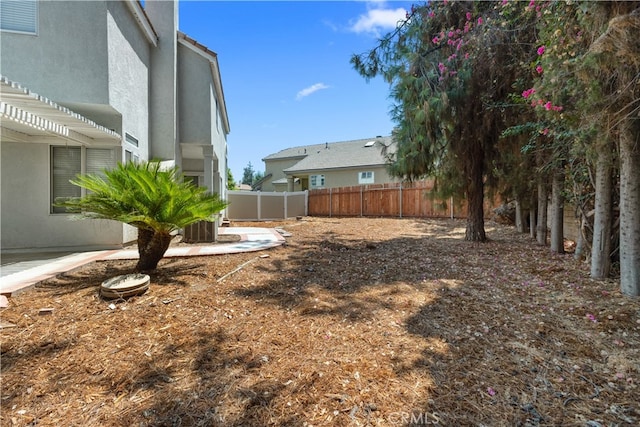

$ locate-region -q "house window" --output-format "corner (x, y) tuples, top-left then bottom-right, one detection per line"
(0, 0), (37, 34)
(310, 174), (325, 188)
(125, 132), (139, 147)
(184, 175), (201, 187)
(359, 171), (374, 184)
(125, 150), (133, 163)
(51, 146), (116, 213)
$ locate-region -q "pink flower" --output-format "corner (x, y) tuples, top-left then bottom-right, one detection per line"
(544, 101), (552, 110)
(537, 45), (545, 55)
(448, 31), (454, 38)
(536, 65), (543, 74)
(522, 88), (535, 98)
(528, 0), (535, 8)
(466, 12), (472, 21)
(542, 128), (549, 135)
(487, 387), (496, 396)
(502, 0), (509, 5)
(428, 11), (435, 18)
(477, 17), (483, 25)
(552, 105), (563, 112)
(586, 313), (597, 323)
(432, 36), (440, 44)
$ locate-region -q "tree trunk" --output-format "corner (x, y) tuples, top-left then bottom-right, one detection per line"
(619, 120), (640, 296)
(550, 169), (565, 253)
(536, 181), (548, 246)
(591, 144), (613, 278)
(515, 196), (528, 233)
(136, 228), (173, 271)
(529, 191), (537, 240)
(574, 216), (586, 261)
(465, 143), (486, 242)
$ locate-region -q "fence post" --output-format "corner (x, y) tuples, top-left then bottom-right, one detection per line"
(450, 196), (454, 219)
(257, 191), (262, 220)
(283, 191), (288, 219)
(329, 188), (332, 218)
(305, 190), (309, 216)
(399, 183), (403, 218)
(360, 186), (363, 217)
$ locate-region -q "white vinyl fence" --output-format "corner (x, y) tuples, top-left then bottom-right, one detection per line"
(227, 190), (308, 221)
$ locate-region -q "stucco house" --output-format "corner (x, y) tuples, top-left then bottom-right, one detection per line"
(0, 0), (229, 252)
(258, 136), (398, 192)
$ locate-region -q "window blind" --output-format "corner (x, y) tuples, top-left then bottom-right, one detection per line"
(51, 146), (81, 213)
(0, 0), (37, 34)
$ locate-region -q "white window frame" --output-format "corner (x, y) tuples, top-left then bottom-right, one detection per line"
(358, 171), (374, 184)
(310, 174), (325, 189)
(50, 146), (117, 214)
(0, 0), (37, 35)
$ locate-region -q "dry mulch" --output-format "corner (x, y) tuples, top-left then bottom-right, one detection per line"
(1, 217), (639, 427)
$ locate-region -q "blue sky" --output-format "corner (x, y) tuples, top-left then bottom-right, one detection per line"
(177, 1), (413, 182)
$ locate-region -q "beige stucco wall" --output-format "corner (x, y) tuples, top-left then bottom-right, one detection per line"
(262, 157), (305, 192)
(270, 165), (397, 192)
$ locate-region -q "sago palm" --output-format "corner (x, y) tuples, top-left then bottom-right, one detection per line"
(60, 161), (228, 271)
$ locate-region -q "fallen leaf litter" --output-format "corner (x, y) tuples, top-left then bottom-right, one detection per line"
(1, 217), (638, 426)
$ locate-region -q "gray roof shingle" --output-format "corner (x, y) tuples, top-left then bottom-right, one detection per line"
(264, 136), (394, 173)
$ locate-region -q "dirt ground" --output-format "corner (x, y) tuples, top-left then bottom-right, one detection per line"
(1, 217), (639, 426)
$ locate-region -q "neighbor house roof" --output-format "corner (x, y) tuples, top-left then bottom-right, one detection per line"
(0, 75), (122, 145)
(272, 136), (394, 174)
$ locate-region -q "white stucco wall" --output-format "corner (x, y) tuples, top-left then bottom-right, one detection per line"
(106, 1), (151, 161)
(177, 42), (229, 197)
(0, 1), (109, 105)
(145, 0), (178, 162)
(178, 45), (214, 146)
(0, 1), (158, 250)
(0, 142), (123, 250)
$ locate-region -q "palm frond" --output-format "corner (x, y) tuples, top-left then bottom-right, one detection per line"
(59, 161), (228, 233)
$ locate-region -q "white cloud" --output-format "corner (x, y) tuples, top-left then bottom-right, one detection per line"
(296, 83), (330, 100)
(349, 5), (407, 36)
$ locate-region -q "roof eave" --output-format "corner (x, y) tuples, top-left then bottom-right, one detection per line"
(125, 1), (158, 47)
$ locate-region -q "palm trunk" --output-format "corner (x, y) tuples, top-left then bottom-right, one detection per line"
(136, 228), (173, 271)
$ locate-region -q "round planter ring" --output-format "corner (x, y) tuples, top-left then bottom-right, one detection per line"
(101, 274), (150, 299)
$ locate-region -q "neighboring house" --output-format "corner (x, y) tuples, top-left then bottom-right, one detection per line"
(260, 136), (397, 192)
(0, 0), (230, 251)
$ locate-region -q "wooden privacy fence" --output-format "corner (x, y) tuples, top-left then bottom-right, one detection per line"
(227, 190), (308, 221)
(308, 181), (497, 219)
